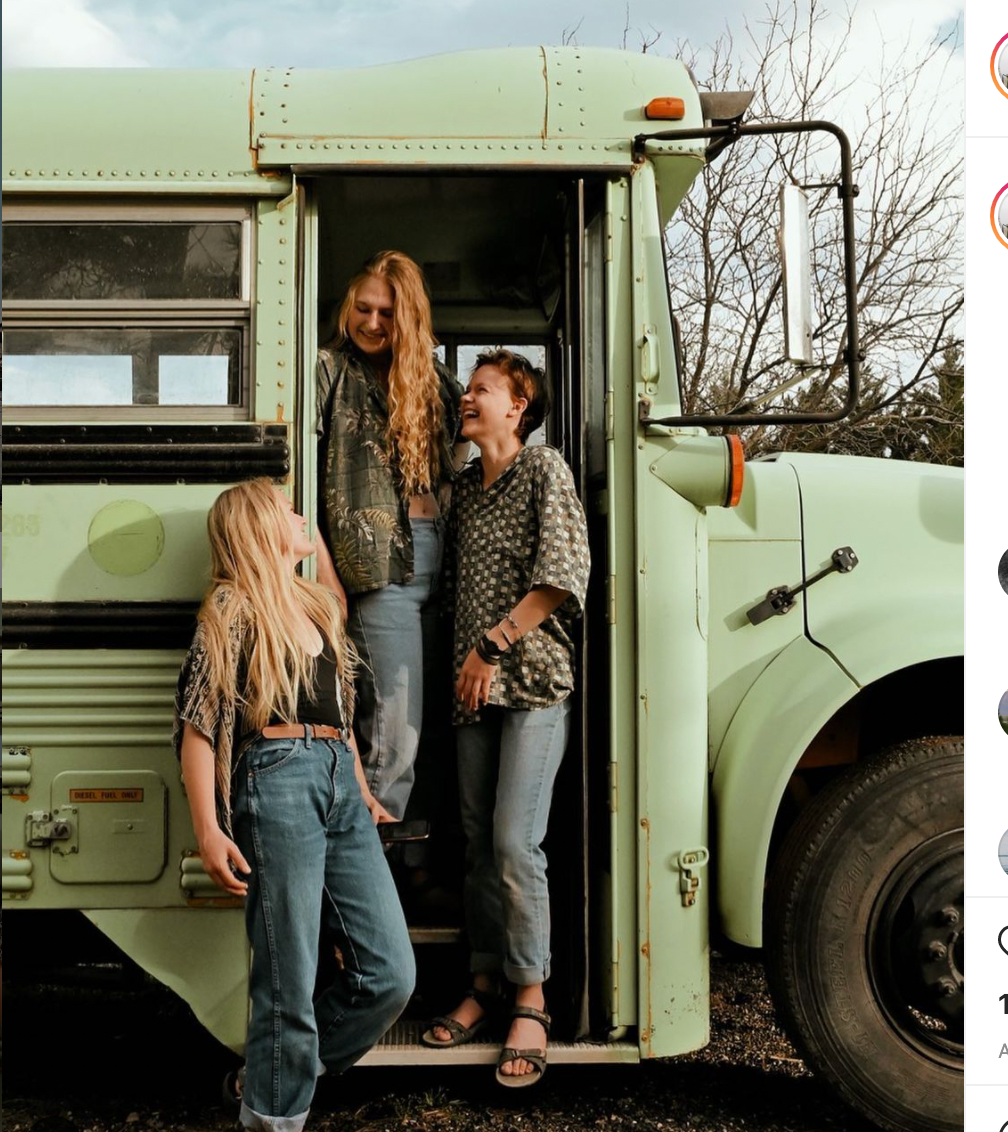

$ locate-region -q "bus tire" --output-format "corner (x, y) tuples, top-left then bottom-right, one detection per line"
(764, 736), (963, 1132)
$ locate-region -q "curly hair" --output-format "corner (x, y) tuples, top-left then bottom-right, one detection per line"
(336, 250), (444, 496)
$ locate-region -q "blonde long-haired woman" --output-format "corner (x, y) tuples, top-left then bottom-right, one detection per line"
(174, 478), (414, 1132)
(316, 250), (467, 826)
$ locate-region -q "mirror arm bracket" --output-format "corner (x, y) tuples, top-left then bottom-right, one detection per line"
(632, 119), (861, 428)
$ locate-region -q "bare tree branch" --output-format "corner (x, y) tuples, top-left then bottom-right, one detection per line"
(662, 0), (963, 462)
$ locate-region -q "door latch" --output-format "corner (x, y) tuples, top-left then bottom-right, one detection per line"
(673, 847), (710, 908)
(25, 808), (77, 852)
(747, 546), (858, 625)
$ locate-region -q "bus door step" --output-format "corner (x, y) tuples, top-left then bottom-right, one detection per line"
(358, 1020), (639, 1065)
(407, 926), (464, 945)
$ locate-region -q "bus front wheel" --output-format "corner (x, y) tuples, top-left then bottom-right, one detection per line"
(764, 736), (963, 1132)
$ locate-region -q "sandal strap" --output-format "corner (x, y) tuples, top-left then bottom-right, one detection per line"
(498, 1048), (547, 1072)
(509, 1005), (551, 1035)
(468, 985), (503, 1014)
(429, 1015), (470, 1041)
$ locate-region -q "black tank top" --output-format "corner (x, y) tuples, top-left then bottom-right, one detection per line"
(268, 631), (344, 730)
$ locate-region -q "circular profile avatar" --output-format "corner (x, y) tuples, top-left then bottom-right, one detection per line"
(993, 35), (1008, 97)
(1000, 689), (1008, 736)
(994, 186), (1008, 248)
(1000, 828), (1008, 875)
(1000, 549), (1008, 595)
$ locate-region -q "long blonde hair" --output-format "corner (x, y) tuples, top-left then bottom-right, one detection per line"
(337, 250), (444, 496)
(198, 479), (355, 799)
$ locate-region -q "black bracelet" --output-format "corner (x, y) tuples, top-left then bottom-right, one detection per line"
(480, 632), (506, 659)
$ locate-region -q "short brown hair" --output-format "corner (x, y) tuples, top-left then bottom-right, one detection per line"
(472, 349), (550, 440)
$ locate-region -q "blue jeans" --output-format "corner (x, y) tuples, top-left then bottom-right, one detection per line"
(455, 701), (571, 986)
(347, 517), (444, 820)
(232, 732), (415, 1132)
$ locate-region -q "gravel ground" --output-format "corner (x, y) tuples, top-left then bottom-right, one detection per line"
(1, 953), (874, 1132)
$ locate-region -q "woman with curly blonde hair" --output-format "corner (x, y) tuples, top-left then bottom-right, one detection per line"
(316, 250), (466, 823)
(175, 478), (413, 1132)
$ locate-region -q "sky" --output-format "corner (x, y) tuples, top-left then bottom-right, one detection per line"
(2, 0), (962, 81)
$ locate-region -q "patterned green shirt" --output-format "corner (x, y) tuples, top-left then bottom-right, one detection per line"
(447, 445), (590, 724)
(316, 345), (462, 595)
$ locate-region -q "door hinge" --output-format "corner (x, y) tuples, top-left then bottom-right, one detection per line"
(673, 847), (709, 908)
(606, 573), (617, 625)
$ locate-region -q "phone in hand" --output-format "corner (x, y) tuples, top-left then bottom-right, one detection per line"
(378, 819), (431, 844)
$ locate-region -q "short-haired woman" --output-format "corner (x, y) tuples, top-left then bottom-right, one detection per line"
(422, 351), (590, 1088)
(316, 250), (466, 824)
(175, 479), (413, 1132)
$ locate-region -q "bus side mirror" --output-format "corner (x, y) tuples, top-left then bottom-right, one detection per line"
(779, 184), (813, 366)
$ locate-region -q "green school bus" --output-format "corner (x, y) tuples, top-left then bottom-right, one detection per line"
(1, 48), (963, 1132)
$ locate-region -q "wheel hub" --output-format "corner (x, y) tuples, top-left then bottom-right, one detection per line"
(870, 828), (964, 1056)
(903, 861), (963, 1024)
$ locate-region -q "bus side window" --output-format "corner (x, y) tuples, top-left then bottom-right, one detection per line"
(2, 208), (252, 419)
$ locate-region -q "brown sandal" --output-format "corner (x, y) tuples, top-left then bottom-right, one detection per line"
(495, 1005), (550, 1088)
(421, 985), (503, 1048)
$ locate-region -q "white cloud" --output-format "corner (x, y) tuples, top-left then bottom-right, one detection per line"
(0, 0), (964, 79)
(2, 0), (147, 65)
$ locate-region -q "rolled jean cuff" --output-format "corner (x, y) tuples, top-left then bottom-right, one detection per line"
(504, 958), (551, 986)
(470, 950), (504, 976)
(239, 1102), (310, 1132)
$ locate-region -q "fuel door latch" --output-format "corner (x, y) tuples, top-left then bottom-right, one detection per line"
(673, 847), (710, 908)
(747, 546), (858, 626)
(25, 808), (78, 854)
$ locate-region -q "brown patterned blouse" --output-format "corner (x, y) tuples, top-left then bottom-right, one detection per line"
(447, 445), (590, 724)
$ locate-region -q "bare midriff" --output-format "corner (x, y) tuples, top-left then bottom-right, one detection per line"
(409, 491), (440, 520)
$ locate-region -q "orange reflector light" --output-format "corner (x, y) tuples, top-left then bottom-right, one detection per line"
(725, 434), (745, 507)
(644, 97), (686, 120)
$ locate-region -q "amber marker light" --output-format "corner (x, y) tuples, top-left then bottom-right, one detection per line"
(644, 97), (686, 120)
(725, 434), (745, 507)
